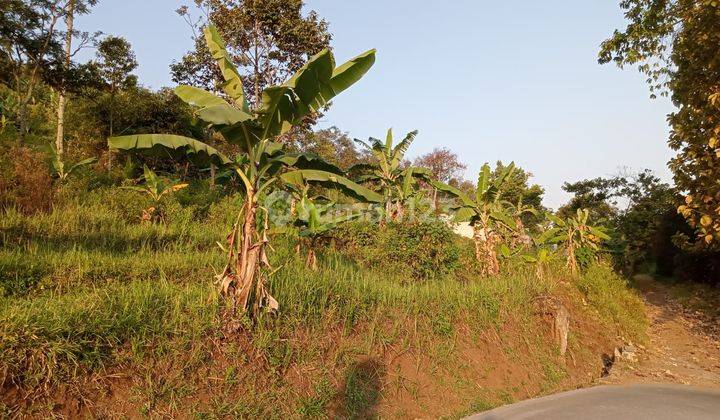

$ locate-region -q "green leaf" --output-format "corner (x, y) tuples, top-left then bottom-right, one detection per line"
(476, 164), (491, 203)
(108, 134), (231, 167)
(430, 180), (475, 208)
(203, 25), (249, 112)
(453, 206), (477, 223)
(490, 211), (516, 229)
(280, 169), (382, 203)
(259, 48), (376, 140)
(313, 48), (376, 110)
(174, 85), (228, 108)
(391, 130), (418, 167)
(588, 226), (611, 241)
(196, 105), (252, 126)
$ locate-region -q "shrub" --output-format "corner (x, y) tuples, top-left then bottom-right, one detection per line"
(334, 220), (463, 280)
(0, 146), (54, 214)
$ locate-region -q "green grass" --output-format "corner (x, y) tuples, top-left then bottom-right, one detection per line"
(0, 186), (649, 417)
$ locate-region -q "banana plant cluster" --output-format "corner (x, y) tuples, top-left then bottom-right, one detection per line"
(540, 209), (611, 274)
(108, 24), (379, 321)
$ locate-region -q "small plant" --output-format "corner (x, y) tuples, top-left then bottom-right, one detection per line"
(49, 144), (96, 183)
(122, 165), (188, 222)
(294, 195), (359, 270)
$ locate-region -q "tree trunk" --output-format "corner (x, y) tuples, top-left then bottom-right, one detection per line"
(473, 224), (500, 277)
(55, 0), (74, 156)
(217, 188), (277, 321)
(566, 243), (577, 274)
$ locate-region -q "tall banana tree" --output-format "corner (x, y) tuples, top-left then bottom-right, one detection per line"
(541, 209), (610, 274)
(351, 129), (429, 221)
(109, 25), (379, 320)
(432, 162), (517, 276)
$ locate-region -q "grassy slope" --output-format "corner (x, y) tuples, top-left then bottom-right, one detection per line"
(0, 188), (647, 418)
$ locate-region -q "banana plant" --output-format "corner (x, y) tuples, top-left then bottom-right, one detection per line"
(122, 165), (189, 222)
(109, 25), (378, 320)
(522, 248), (554, 279)
(351, 129), (429, 222)
(432, 162), (517, 276)
(294, 195), (360, 270)
(49, 143), (96, 183)
(541, 209), (611, 274)
(505, 196), (538, 249)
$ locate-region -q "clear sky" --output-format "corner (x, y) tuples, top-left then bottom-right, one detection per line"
(75, 0), (676, 209)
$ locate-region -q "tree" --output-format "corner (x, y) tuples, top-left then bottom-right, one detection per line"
(95, 36), (138, 138)
(172, 0), (330, 109)
(557, 177), (622, 223)
(54, 0), (98, 156)
(109, 25), (377, 320)
(600, 1), (720, 248)
(1, 0), (65, 143)
(432, 162), (519, 276)
(414, 148), (466, 184)
(292, 126), (369, 170)
(558, 170), (678, 272)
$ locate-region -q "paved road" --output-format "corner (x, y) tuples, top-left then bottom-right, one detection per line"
(468, 384), (720, 420)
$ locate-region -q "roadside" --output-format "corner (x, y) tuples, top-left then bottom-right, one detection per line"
(599, 275), (720, 387)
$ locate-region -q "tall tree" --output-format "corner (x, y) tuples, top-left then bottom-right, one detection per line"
(414, 147), (467, 212)
(292, 126), (369, 170)
(1, 0), (64, 144)
(600, 1), (720, 248)
(54, 0), (97, 156)
(172, 0), (331, 110)
(414, 147), (466, 183)
(95, 35), (137, 138)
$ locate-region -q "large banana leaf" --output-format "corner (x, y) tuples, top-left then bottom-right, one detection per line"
(174, 86), (228, 108)
(258, 50), (334, 139)
(476, 164), (492, 203)
(490, 211), (516, 230)
(259, 48), (376, 140)
(196, 105), (252, 125)
(274, 153), (344, 174)
(312, 48), (376, 110)
(280, 169), (382, 203)
(109, 134), (231, 167)
(204, 25), (249, 112)
(429, 180), (475, 208)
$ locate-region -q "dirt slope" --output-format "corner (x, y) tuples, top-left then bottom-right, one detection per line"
(600, 275), (720, 388)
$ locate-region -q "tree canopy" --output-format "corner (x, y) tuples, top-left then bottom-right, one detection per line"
(600, 1), (720, 249)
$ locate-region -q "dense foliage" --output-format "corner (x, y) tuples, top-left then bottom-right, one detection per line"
(600, 1), (720, 249)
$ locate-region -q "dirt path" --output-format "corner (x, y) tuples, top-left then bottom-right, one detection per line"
(600, 275), (720, 387)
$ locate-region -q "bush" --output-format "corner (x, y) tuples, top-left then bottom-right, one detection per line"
(334, 220), (464, 280)
(0, 146), (54, 214)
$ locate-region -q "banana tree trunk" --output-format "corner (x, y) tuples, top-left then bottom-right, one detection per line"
(218, 188), (277, 321)
(566, 242), (577, 274)
(306, 247), (317, 271)
(473, 225), (500, 277)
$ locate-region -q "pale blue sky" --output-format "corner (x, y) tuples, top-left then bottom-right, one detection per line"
(75, 1), (676, 208)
